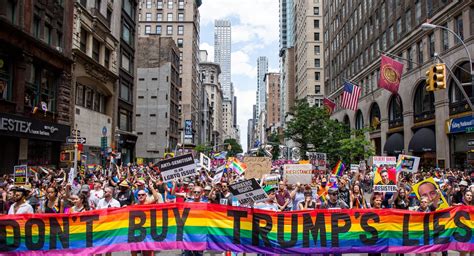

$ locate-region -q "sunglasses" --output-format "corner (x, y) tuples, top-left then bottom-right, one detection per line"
(138, 194), (146, 197)
(330, 193), (338, 196)
(193, 191), (202, 194)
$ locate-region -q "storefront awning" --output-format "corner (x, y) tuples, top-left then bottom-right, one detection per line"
(384, 133), (404, 156)
(409, 128), (436, 152)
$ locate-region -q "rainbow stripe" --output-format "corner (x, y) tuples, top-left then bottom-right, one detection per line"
(332, 160), (345, 176)
(0, 203), (473, 255)
(232, 159), (247, 175)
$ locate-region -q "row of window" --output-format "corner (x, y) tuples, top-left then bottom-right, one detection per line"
(143, 0), (184, 10)
(142, 12), (185, 22)
(75, 83), (107, 114)
(80, 28), (111, 69)
(144, 25), (184, 36)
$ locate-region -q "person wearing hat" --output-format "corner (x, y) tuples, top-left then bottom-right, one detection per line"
(322, 187), (349, 209)
(8, 187), (34, 214)
(453, 180), (469, 205)
(254, 186), (279, 211)
(116, 180), (134, 207)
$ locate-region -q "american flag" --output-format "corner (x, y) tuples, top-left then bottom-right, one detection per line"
(340, 82), (361, 111)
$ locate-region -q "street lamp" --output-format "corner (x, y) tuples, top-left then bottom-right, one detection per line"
(421, 22), (474, 94)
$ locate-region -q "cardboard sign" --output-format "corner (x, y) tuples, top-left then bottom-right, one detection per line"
(158, 154), (196, 182)
(283, 164), (313, 184)
(264, 174), (280, 188)
(306, 152), (327, 171)
(412, 177), (449, 210)
(396, 154), (420, 172)
(350, 164), (360, 173)
(212, 165), (225, 185)
(242, 157), (272, 179)
(200, 153), (211, 171)
(370, 156), (397, 167)
(68, 168), (76, 185)
(14, 165), (28, 185)
(373, 167), (398, 192)
(228, 178), (267, 205)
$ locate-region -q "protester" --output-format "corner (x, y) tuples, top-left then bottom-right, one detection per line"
(298, 191), (318, 209)
(68, 193), (90, 213)
(43, 186), (64, 213)
(8, 187), (34, 214)
(275, 181), (291, 211)
(96, 187), (121, 209)
(322, 187), (349, 209)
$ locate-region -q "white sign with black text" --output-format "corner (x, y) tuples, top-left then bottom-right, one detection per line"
(228, 178), (267, 205)
(158, 154), (196, 182)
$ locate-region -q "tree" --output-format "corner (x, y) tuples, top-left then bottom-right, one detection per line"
(223, 138), (243, 157)
(267, 132), (281, 160)
(194, 143), (213, 155)
(285, 100), (374, 165)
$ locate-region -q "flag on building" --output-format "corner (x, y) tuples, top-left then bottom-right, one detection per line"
(332, 160), (345, 177)
(340, 82), (361, 111)
(378, 55), (404, 94)
(323, 98), (336, 114)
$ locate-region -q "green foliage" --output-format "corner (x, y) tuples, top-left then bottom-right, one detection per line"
(224, 138), (243, 157)
(285, 100), (374, 165)
(267, 132), (281, 160)
(194, 143), (213, 155)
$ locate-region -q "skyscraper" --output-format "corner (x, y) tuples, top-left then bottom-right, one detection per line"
(214, 19), (232, 100)
(256, 56), (268, 120)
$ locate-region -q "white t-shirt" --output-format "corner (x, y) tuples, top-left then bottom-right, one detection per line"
(8, 202), (34, 214)
(96, 198), (121, 209)
(89, 189), (104, 207)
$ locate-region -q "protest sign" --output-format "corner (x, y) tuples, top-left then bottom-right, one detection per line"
(373, 167), (398, 192)
(242, 157), (272, 179)
(396, 154), (420, 172)
(228, 178), (267, 205)
(370, 156), (397, 167)
(0, 203), (472, 255)
(283, 164), (313, 184)
(350, 164), (360, 173)
(306, 152), (327, 171)
(68, 168), (76, 186)
(157, 154), (196, 182)
(212, 165), (225, 185)
(200, 153), (211, 171)
(412, 177), (449, 210)
(264, 174), (280, 189)
(13, 165), (28, 185)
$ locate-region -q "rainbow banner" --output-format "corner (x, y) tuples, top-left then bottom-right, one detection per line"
(0, 203), (473, 255)
(232, 159), (247, 175)
(332, 160), (345, 176)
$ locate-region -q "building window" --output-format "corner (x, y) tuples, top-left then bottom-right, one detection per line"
(389, 94), (403, 126)
(415, 0), (421, 24)
(157, 0), (163, 9)
(178, 0), (184, 9)
(157, 13), (163, 21)
(427, 0), (433, 17)
(156, 25), (162, 34)
(119, 108), (132, 132)
(314, 59), (320, 67)
(369, 103), (381, 130)
(396, 18), (402, 37)
(314, 7), (319, 15)
(120, 81), (132, 103)
(6, 0), (17, 24)
(178, 13), (184, 21)
(122, 22), (132, 45)
(24, 66), (57, 112)
(442, 23), (449, 51)
(414, 81), (435, 119)
(146, 0), (151, 8)
(33, 16), (40, 39)
(314, 19), (320, 28)
(44, 24), (52, 45)
(0, 56), (12, 101)
(146, 13), (151, 21)
(428, 33), (435, 57)
(104, 48), (110, 68)
(92, 38), (100, 62)
(355, 110), (364, 130)
(145, 25), (151, 34)
(178, 25), (184, 35)
(167, 13), (173, 21)
(315, 72), (320, 81)
(80, 28), (87, 52)
(167, 25), (173, 35)
(315, 85), (321, 94)
(417, 41), (423, 64)
(121, 53), (130, 72)
(454, 14), (464, 43)
(405, 9), (412, 31)
(314, 45), (320, 54)
(314, 32), (320, 41)
(95, 0), (101, 9)
(407, 47), (413, 70)
(123, 0), (134, 19)
(167, 0), (173, 9)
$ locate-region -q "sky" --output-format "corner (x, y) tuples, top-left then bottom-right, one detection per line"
(199, 0), (280, 152)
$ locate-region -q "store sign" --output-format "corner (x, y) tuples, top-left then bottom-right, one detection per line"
(0, 113), (69, 141)
(447, 116), (474, 134)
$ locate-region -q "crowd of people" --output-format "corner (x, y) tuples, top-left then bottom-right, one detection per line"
(0, 159), (473, 255)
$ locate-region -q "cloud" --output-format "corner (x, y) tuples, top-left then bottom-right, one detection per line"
(199, 42), (215, 62)
(199, 0), (279, 45)
(234, 87), (256, 151)
(231, 51), (257, 78)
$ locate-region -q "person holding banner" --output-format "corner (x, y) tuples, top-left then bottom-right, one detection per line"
(322, 187), (349, 209)
(350, 184), (366, 209)
(96, 187), (120, 209)
(298, 191), (318, 210)
(8, 187), (34, 214)
(67, 193), (90, 213)
(42, 186), (64, 213)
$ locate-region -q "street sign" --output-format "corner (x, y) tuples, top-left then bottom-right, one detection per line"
(102, 126), (107, 136)
(467, 127), (474, 133)
(468, 139), (474, 148)
(66, 136), (86, 144)
(71, 129), (81, 136)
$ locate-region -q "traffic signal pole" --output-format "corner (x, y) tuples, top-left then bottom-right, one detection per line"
(73, 124), (78, 174)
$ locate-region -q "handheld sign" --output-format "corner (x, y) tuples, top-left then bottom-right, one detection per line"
(395, 154), (420, 172)
(158, 154), (196, 182)
(283, 164), (313, 184)
(200, 153), (211, 171)
(14, 165), (28, 185)
(228, 178), (267, 205)
(212, 165), (225, 185)
(264, 174), (280, 189)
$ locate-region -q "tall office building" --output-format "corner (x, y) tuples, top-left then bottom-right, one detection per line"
(256, 56), (268, 119)
(138, 0), (202, 145)
(324, 0), (474, 168)
(265, 73), (281, 131)
(293, 0), (325, 107)
(214, 19), (232, 100)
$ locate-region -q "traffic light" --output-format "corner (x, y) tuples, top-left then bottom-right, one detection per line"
(425, 65), (435, 92)
(433, 63), (446, 90)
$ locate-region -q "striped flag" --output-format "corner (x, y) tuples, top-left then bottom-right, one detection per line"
(323, 98), (336, 114)
(231, 159), (247, 175)
(340, 82), (361, 111)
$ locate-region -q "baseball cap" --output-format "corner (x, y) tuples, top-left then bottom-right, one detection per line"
(263, 186), (275, 194)
(459, 180), (468, 187)
(204, 185), (212, 191)
(328, 187), (338, 194)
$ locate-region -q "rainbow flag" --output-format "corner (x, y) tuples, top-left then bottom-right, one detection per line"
(332, 160), (345, 176)
(0, 203), (472, 255)
(232, 159), (247, 175)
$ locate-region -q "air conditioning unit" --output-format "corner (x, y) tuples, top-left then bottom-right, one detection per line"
(56, 46), (63, 53)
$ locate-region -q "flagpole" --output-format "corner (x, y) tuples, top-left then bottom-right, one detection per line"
(377, 49), (420, 66)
